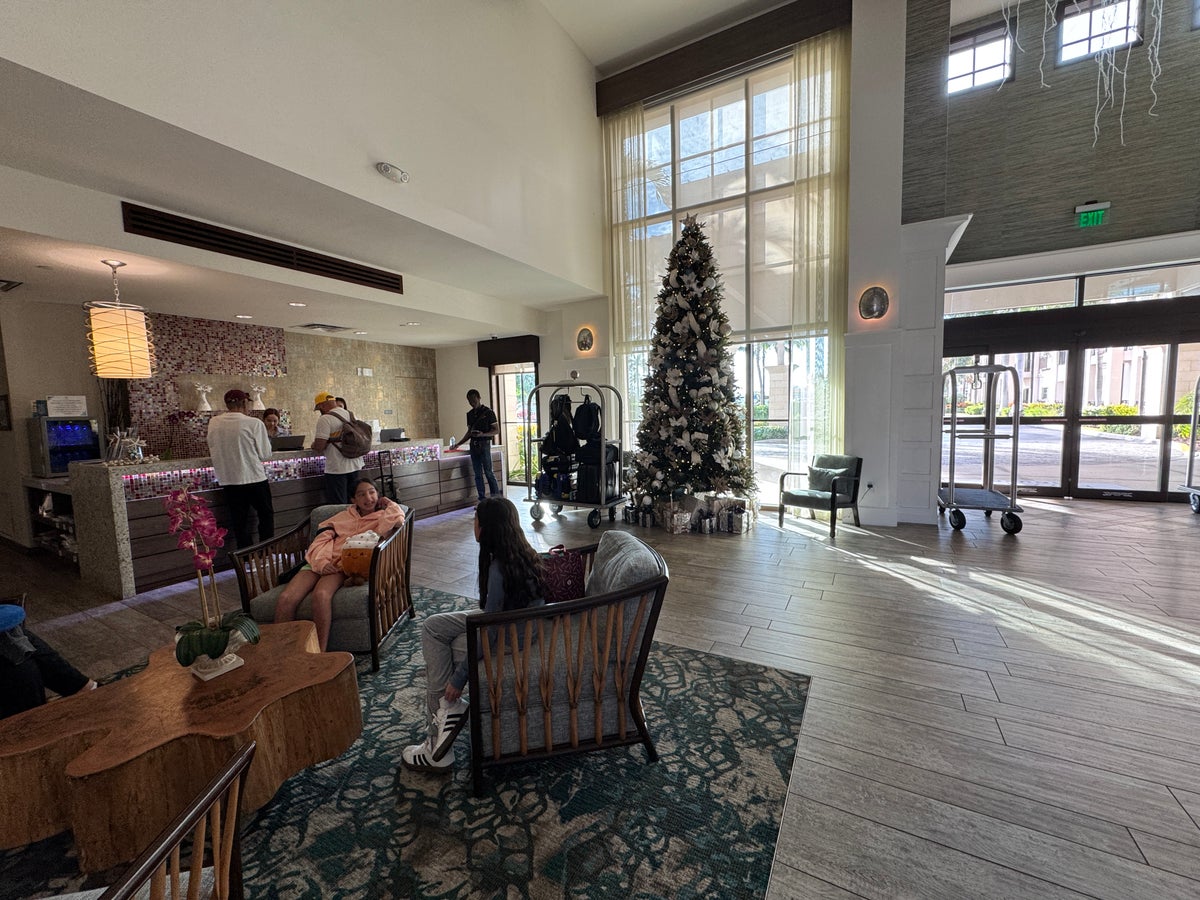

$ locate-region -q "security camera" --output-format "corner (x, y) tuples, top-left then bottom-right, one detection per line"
(490, 334), (499, 340)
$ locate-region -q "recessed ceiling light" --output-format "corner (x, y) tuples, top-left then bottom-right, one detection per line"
(401, 321), (421, 327)
(354, 331), (367, 335)
(288, 301), (307, 307)
(235, 314), (253, 319)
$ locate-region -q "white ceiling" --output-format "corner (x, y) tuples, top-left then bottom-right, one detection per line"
(0, 1), (991, 347)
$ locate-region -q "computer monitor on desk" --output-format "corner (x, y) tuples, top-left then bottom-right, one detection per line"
(270, 435), (306, 451)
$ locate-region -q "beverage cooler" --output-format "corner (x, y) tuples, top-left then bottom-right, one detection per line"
(27, 417), (103, 477)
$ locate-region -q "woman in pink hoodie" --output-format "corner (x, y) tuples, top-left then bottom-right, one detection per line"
(273, 476), (404, 650)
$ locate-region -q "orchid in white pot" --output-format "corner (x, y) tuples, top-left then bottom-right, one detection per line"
(164, 486), (259, 674)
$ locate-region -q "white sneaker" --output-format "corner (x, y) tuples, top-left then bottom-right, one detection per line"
(431, 698), (469, 761)
(401, 738), (453, 774)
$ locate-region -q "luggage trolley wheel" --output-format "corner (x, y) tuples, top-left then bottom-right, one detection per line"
(530, 503), (544, 521)
(1000, 511), (1023, 534)
(587, 509), (602, 529)
(1190, 493), (1200, 514)
(948, 509), (967, 530)
(551, 504), (564, 514)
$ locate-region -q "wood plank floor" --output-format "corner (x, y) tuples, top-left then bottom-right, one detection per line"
(12, 495), (1200, 899)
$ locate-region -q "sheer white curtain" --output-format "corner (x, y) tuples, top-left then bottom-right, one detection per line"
(790, 28), (850, 461)
(603, 103), (651, 356)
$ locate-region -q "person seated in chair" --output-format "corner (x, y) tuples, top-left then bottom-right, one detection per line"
(273, 477), (404, 651)
(1, 604), (97, 720)
(401, 497), (543, 773)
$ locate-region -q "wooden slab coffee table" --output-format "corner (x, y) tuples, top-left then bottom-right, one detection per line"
(0, 620), (361, 873)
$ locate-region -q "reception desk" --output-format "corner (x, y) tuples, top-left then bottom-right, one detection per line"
(68, 442), (503, 599)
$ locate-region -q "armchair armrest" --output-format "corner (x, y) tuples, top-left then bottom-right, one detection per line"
(830, 474), (859, 494)
(364, 509), (415, 671)
(229, 519), (310, 614)
(778, 471), (809, 493)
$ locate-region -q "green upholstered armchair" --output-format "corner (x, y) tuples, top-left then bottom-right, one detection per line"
(778, 454), (863, 538)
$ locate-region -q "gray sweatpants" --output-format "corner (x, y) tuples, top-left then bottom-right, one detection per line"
(420, 609), (478, 729)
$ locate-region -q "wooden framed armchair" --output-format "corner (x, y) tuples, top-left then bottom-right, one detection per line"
(229, 504), (414, 671)
(465, 531), (668, 795)
(778, 454), (863, 538)
(54, 742), (256, 900)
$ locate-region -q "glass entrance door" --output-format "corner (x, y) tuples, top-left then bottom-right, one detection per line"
(944, 343), (1197, 502)
(491, 363), (538, 485)
(1072, 343), (1174, 499)
(942, 351), (1069, 495)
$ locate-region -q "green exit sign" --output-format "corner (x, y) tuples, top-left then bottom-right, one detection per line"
(1075, 201), (1110, 228)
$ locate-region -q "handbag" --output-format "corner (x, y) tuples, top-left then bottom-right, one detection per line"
(540, 544), (586, 604)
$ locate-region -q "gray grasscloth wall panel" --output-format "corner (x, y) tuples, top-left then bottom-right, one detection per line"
(902, 0), (951, 224)
(902, 0), (1200, 264)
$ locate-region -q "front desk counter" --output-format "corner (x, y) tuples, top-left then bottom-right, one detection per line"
(69, 442), (504, 600)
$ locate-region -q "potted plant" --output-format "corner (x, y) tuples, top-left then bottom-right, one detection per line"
(164, 485), (260, 678)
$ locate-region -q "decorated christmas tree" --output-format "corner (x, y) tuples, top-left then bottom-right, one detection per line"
(630, 216), (756, 502)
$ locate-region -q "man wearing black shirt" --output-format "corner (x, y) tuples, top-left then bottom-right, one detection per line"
(450, 389), (501, 502)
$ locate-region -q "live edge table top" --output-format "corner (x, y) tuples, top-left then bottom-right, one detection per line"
(0, 621), (362, 873)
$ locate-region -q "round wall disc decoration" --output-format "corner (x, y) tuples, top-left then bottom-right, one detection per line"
(858, 286), (889, 320)
(576, 327), (594, 351)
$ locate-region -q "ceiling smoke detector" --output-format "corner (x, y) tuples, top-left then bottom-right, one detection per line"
(375, 162), (410, 183)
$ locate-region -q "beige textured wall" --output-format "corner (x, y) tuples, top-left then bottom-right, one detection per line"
(279, 333), (439, 439)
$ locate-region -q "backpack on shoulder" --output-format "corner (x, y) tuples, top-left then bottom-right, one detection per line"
(331, 410), (373, 459)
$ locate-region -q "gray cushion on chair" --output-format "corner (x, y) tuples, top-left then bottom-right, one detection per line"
(584, 531), (661, 597)
(248, 581), (372, 652)
(808, 465), (850, 492)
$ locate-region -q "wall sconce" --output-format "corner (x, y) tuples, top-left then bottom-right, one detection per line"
(84, 260), (157, 379)
(858, 286), (890, 320)
(576, 327), (594, 352)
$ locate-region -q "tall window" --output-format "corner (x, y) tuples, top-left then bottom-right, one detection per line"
(604, 30), (850, 478)
(1058, 0), (1140, 63)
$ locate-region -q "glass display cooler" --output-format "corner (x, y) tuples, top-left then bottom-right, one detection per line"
(27, 417), (103, 477)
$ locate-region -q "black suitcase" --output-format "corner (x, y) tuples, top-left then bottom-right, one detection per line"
(578, 463), (602, 504)
(604, 460), (618, 501)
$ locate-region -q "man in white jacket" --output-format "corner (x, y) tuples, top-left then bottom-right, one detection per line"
(206, 388), (274, 548)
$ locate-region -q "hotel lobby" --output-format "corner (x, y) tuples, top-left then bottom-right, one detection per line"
(2, 1), (1199, 897)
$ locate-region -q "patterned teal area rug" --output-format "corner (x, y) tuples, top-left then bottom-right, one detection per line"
(2, 588), (808, 899)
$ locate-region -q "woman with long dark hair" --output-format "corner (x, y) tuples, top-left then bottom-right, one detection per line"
(402, 497), (543, 773)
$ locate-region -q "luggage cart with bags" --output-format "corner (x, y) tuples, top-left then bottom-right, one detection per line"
(939, 363), (1024, 534)
(524, 376), (626, 528)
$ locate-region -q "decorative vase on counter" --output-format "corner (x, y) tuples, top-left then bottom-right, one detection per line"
(194, 382), (213, 412)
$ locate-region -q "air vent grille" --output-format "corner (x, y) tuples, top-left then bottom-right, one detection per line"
(297, 323), (354, 333)
(121, 202), (403, 294)
(0, 279), (24, 293)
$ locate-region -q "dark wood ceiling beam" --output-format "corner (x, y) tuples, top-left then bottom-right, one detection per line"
(595, 0), (852, 117)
